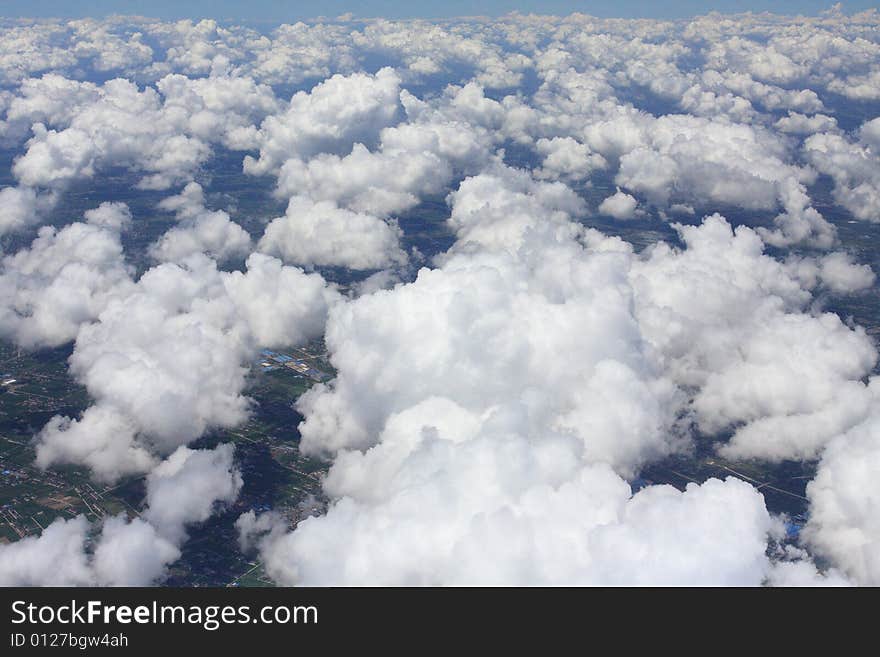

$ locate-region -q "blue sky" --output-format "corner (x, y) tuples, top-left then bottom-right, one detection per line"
(0, 1), (875, 21)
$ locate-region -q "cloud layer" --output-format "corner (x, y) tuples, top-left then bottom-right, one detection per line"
(1, 8), (879, 586)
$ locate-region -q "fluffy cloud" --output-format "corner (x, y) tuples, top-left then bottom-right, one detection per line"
(91, 516), (180, 586)
(764, 552), (851, 587)
(0, 186), (58, 237)
(296, 169), (671, 469)
(786, 251), (876, 294)
(274, 144), (448, 217)
(150, 183), (252, 264)
(0, 74), (101, 143)
(535, 136), (607, 181)
(0, 515), (93, 586)
(804, 379), (880, 586)
(67, 19), (154, 74)
(155, 73), (280, 150)
(237, 171), (710, 583)
(0, 22), (78, 85)
(774, 112), (838, 136)
(2, 443), (243, 586)
(35, 253), (338, 481)
(244, 67), (403, 176)
(58, 258), (253, 461)
(220, 253), (340, 348)
(445, 162), (586, 252)
(269, 84), (501, 221)
(247, 163), (876, 584)
(632, 216), (877, 462)
(259, 196), (406, 270)
(247, 471), (781, 586)
(598, 188), (639, 219)
(91, 443), (242, 585)
(5, 71), (279, 199)
(805, 122), (880, 223)
(607, 115), (834, 247)
(36, 406), (156, 483)
(143, 444), (243, 544)
(0, 202), (133, 348)
(11, 79), (208, 190)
